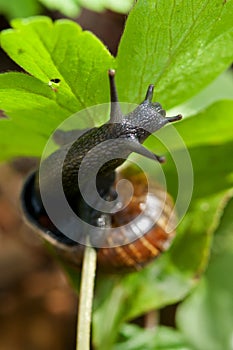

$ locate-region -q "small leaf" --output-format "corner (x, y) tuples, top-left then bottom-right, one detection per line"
(116, 0), (233, 109)
(177, 193), (233, 350)
(1, 17), (114, 109)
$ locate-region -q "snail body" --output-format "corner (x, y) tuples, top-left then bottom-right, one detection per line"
(22, 70), (182, 272)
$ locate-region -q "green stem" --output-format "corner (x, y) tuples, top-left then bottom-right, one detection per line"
(76, 244), (97, 350)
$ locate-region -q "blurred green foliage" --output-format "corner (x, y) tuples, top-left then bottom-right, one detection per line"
(0, 0), (133, 19)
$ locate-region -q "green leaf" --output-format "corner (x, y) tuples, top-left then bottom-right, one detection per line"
(113, 324), (192, 350)
(212, 193), (233, 256)
(1, 17), (114, 108)
(0, 17), (114, 160)
(169, 70), (233, 118)
(116, 0), (233, 109)
(0, 72), (73, 160)
(184, 141), (233, 200)
(160, 140), (233, 202)
(169, 193), (224, 275)
(0, 0), (41, 19)
(145, 99), (233, 153)
(177, 193), (233, 350)
(144, 100), (233, 201)
(174, 99), (233, 149)
(0, 119), (45, 159)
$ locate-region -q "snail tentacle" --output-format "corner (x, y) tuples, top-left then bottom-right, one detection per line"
(144, 84), (154, 102)
(108, 69), (123, 123)
(124, 139), (165, 163)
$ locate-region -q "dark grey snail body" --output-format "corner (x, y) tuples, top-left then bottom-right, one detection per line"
(36, 70), (181, 214)
(22, 69), (182, 272)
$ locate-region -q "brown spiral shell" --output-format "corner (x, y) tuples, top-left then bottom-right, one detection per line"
(22, 166), (176, 273)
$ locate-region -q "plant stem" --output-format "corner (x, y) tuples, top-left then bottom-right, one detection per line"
(76, 244), (97, 350)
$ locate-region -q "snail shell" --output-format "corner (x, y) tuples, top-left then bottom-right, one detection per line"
(22, 166), (176, 273)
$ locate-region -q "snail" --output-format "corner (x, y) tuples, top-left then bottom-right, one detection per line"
(22, 69), (182, 273)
